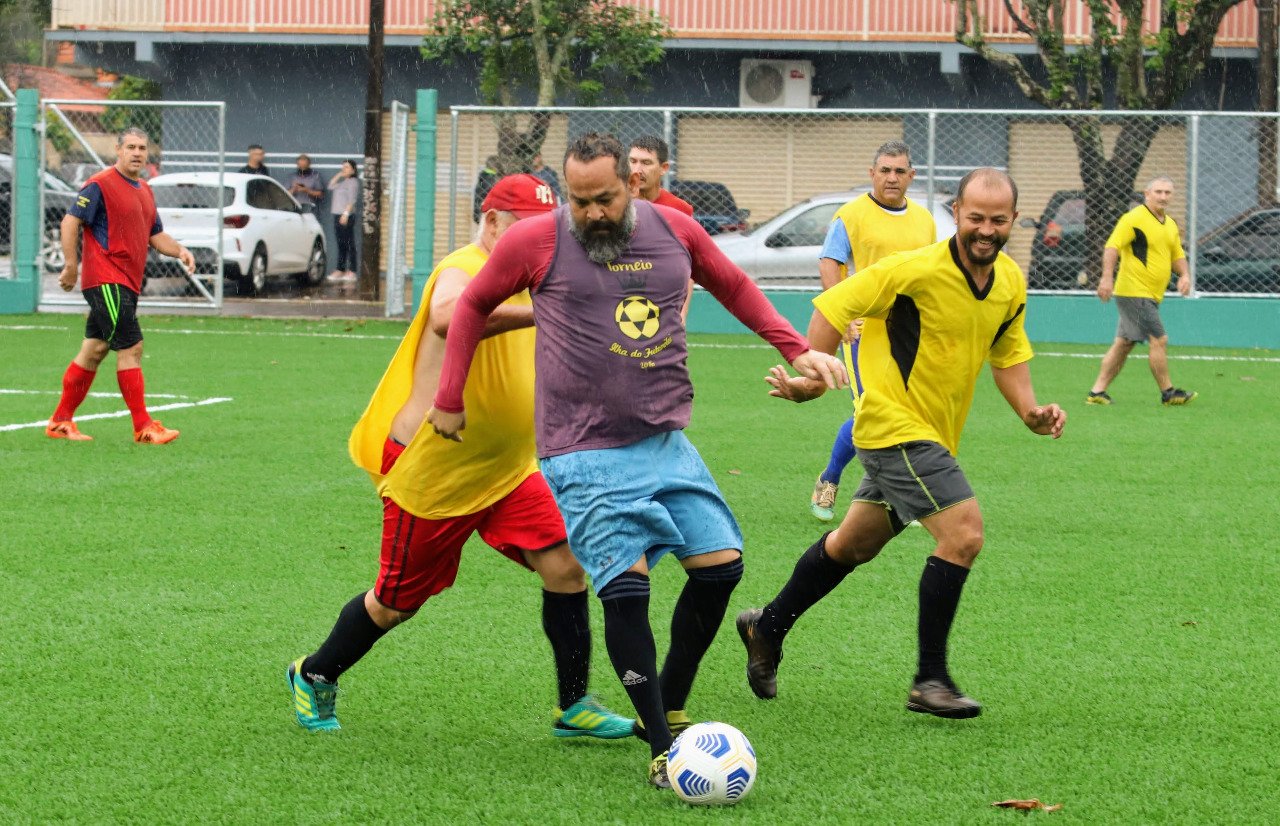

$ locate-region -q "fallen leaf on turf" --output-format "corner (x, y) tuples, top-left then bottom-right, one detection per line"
(1182, 620), (1198, 627)
(728, 469), (742, 475)
(993, 799), (1063, 812)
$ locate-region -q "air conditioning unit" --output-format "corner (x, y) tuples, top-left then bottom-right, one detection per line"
(739, 59), (815, 109)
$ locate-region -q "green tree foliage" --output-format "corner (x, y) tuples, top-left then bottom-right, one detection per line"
(422, 0), (668, 174)
(0, 0), (50, 67)
(954, 0), (1248, 281)
(100, 75), (163, 146)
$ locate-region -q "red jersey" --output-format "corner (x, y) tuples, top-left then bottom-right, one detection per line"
(653, 188), (694, 216)
(73, 168), (160, 293)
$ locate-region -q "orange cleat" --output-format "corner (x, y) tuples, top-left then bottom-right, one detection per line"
(46, 419), (93, 441)
(134, 420), (180, 444)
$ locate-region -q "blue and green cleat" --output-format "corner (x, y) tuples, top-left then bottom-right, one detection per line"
(553, 695), (634, 739)
(287, 657), (340, 731)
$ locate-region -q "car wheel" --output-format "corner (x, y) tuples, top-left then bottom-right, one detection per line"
(241, 246), (268, 296)
(42, 224), (64, 273)
(295, 239), (327, 286)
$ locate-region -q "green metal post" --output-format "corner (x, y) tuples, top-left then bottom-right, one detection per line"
(410, 89), (438, 313)
(0, 88), (41, 313)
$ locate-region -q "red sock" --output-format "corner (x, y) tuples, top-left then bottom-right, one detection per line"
(53, 362), (97, 421)
(116, 368), (151, 431)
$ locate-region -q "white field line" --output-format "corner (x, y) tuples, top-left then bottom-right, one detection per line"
(2, 324), (1278, 363)
(0, 397), (233, 432)
(0, 389), (188, 399)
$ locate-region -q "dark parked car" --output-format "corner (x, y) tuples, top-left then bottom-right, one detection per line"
(0, 153), (80, 270)
(1192, 207), (1280, 293)
(669, 180), (750, 235)
(1020, 189), (1143, 289)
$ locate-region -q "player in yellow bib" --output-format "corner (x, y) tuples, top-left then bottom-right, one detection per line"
(1087, 176), (1197, 406)
(739, 169), (1065, 719)
(286, 174), (631, 738)
(808, 140), (937, 522)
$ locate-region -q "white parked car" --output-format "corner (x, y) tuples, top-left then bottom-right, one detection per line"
(713, 187), (957, 288)
(145, 172), (327, 295)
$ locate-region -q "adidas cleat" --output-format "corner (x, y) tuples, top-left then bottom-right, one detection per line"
(648, 751), (671, 789)
(287, 657), (340, 731)
(632, 709), (693, 743)
(553, 695), (634, 739)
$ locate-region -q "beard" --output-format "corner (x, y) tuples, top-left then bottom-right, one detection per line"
(570, 202), (637, 265)
(960, 229), (1008, 267)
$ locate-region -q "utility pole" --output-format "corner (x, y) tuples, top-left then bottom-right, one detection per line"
(1259, 0), (1277, 206)
(359, 0), (386, 300)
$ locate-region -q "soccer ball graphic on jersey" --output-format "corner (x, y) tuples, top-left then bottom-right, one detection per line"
(667, 721), (757, 805)
(615, 295), (661, 340)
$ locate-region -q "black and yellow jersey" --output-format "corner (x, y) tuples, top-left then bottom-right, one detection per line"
(1106, 204), (1185, 302)
(813, 237), (1033, 456)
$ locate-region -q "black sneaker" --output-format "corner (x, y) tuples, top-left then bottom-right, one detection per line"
(736, 608), (782, 700)
(1161, 387), (1197, 406)
(1085, 391), (1113, 405)
(906, 678), (982, 719)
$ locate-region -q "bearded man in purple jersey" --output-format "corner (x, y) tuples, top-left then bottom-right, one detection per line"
(427, 133), (845, 789)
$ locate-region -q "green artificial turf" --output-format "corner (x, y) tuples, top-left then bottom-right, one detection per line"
(1, 313), (1276, 823)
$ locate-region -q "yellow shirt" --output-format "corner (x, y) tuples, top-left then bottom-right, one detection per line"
(1106, 204), (1186, 302)
(827, 193), (937, 278)
(347, 244), (538, 518)
(825, 193), (937, 385)
(813, 237), (1034, 456)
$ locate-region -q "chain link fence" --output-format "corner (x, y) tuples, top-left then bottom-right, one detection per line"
(39, 99), (225, 308)
(1, 100), (14, 281)
(442, 106), (1280, 297)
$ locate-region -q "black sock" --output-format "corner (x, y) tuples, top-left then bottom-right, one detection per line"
(915, 556), (971, 684)
(542, 589), (591, 711)
(660, 557), (743, 712)
(598, 572), (669, 757)
(302, 593), (390, 684)
(758, 533), (855, 644)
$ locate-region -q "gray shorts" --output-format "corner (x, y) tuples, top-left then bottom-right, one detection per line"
(852, 440), (976, 529)
(1115, 296), (1166, 342)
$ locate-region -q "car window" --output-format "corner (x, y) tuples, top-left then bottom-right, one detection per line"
(246, 180), (275, 210)
(769, 203), (840, 248)
(1051, 198), (1086, 226)
(1216, 212), (1280, 258)
(151, 183), (234, 209)
(265, 181), (299, 212)
(674, 184), (737, 215)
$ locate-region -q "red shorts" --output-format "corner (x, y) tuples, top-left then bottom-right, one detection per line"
(374, 438), (568, 612)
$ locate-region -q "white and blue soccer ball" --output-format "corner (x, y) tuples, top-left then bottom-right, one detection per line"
(667, 721), (757, 805)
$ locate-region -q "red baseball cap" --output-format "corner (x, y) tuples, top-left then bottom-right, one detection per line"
(481, 173), (559, 218)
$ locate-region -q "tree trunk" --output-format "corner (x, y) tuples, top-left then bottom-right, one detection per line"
(1067, 114), (1159, 287)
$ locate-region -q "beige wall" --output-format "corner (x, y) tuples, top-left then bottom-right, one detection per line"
(676, 115), (904, 224)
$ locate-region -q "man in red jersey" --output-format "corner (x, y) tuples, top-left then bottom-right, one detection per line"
(629, 135), (699, 319)
(427, 133), (845, 789)
(46, 127), (194, 444)
(628, 135), (693, 217)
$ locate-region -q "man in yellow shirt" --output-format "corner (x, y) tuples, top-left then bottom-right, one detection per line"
(738, 169), (1066, 718)
(1087, 176), (1197, 406)
(287, 174), (631, 738)
(808, 140), (937, 522)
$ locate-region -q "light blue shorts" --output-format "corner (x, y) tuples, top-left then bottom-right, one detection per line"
(539, 431), (744, 594)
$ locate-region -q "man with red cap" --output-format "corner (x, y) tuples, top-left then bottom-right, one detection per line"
(287, 174), (632, 740)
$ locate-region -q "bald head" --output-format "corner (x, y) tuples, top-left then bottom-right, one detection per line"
(956, 167), (1018, 211)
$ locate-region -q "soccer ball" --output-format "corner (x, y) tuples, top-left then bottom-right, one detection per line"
(667, 721), (757, 805)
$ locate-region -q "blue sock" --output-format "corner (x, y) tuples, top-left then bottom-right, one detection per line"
(821, 418), (856, 485)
